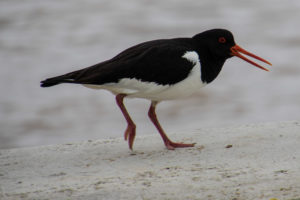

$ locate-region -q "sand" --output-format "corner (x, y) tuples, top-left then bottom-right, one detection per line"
(1, 121), (300, 200)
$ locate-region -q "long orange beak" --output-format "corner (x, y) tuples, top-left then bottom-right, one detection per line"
(230, 45), (272, 71)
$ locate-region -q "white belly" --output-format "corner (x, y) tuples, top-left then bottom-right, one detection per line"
(83, 51), (206, 101)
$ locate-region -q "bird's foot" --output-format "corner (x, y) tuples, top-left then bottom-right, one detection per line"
(165, 141), (196, 150)
(124, 125), (136, 150)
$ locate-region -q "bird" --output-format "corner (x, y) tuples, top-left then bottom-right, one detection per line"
(40, 29), (271, 150)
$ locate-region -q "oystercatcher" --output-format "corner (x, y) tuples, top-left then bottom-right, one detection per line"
(41, 29), (271, 150)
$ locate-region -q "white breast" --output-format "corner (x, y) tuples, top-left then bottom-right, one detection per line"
(83, 51), (206, 101)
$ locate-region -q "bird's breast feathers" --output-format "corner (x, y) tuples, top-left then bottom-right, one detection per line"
(84, 51), (206, 101)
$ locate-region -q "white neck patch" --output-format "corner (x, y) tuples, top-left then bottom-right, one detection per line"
(182, 51), (199, 65)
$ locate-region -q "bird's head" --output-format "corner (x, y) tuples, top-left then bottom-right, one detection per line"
(193, 29), (272, 71)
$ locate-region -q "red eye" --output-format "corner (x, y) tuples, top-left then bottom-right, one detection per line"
(218, 37), (226, 43)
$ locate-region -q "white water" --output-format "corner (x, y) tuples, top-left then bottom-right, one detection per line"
(1, 0), (300, 149)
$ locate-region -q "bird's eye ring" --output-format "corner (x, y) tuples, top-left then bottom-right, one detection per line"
(218, 37), (226, 43)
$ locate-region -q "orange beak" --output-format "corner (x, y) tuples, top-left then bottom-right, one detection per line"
(230, 45), (272, 71)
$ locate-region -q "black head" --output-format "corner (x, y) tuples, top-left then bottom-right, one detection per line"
(191, 29), (271, 84)
(193, 29), (271, 71)
(193, 29), (235, 60)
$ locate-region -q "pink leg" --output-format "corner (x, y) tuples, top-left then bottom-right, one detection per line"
(116, 94), (136, 150)
(148, 101), (195, 150)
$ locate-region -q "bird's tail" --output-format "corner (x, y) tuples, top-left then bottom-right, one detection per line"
(40, 74), (77, 87)
(41, 65), (97, 87)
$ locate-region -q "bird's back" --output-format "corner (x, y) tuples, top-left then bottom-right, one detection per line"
(41, 37), (196, 88)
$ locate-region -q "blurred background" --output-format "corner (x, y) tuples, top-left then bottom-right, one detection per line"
(1, 0), (299, 149)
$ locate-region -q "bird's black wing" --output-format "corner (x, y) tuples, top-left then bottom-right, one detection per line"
(41, 38), (196, 87)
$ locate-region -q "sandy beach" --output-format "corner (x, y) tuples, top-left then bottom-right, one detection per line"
(1, 121), (299, 199)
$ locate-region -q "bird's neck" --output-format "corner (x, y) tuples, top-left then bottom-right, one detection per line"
(191, 36), (226, 84)
(199, 57), (225, 84)
(193, 45), (225, 84)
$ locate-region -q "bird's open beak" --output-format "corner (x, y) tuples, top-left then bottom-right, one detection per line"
(230, 45), (272, 71)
